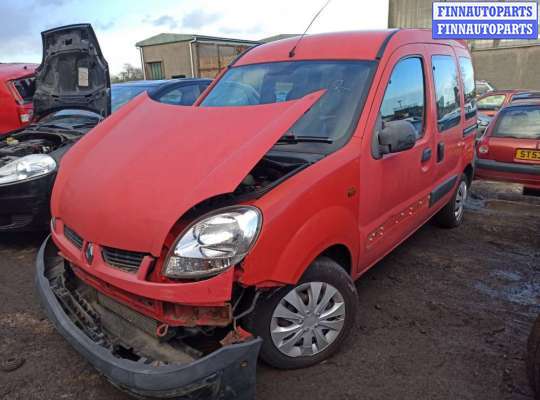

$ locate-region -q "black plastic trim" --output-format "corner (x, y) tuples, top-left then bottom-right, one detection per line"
(430, 175), (458, 206)
(476, 159), (540, 176)
(463, 123), (478, 137)
(376, 30), (399, 60)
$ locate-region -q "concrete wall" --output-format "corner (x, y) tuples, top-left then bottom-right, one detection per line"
(472, 45), (540, 90)
(388, 0), (540, 90)
(388, 0), (433, 28)
(141, 41), (193, 79)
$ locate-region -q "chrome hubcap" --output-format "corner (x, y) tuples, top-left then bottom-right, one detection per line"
(270, 282), (346, 357)
(454, 181), (468, 220)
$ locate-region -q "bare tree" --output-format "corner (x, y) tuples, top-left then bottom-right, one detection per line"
(111, 63), (144, 83)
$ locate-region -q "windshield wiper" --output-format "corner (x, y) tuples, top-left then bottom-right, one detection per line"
(276, 134), (333, 144)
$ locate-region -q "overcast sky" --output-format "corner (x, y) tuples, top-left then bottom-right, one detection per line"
(0, 0), (389, 75)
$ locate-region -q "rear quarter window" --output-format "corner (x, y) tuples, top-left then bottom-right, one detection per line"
(432, 55), (462, 132)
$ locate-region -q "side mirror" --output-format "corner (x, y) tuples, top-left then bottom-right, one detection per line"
(373, 117), (417, 159)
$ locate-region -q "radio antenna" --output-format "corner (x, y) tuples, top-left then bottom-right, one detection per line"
(289, 0), (332, 58)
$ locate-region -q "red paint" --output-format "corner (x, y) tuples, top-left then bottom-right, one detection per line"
(0, 63), (37, 134)
(51, 30), (475, 325)
(476, 99), (540, 189)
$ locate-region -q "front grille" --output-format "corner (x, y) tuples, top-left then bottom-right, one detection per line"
(102, 246), (147, 271)
(64, 225), (83, 249)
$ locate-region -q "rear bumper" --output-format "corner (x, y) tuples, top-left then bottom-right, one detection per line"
(36, 236), (262, 399)
(0, 173), (54, 231)
(475, 159), (540, 186)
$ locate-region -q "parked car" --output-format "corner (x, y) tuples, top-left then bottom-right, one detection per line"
(0, 24), (110, 232)
(528, 315), (540, 400)
(477, 90), (540, 117)
(475, 80), (495, 97)
(475, 100), (540, 194)
(474, 80), (495, 96)
(477, 112), (492, 138)
(37, 29), (476, 399)
(0, 63), (38, 135)
(111, 78), (212, 111)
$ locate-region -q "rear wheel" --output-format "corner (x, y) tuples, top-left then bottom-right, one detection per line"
(248, 257), (358, 369)
(434, 174), (468, 228)
(527, 315), (540, 399)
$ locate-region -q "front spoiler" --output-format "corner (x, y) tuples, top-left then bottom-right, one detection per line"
(36, 235), (262, 399)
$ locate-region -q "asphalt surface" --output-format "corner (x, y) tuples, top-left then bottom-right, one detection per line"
(0, 180), (539, 400)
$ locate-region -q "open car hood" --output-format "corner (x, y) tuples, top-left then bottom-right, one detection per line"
(52, 92), (321, 256)
(33, 24), (110, 119)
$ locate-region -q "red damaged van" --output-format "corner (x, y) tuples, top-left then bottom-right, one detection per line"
(37, 29), (476, 399)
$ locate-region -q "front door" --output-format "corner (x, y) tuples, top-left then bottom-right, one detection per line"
(358, 44), (436, 270)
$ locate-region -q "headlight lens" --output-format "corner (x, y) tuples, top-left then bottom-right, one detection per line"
(0, 154), (56, 185)
(163, 206), (262, 279)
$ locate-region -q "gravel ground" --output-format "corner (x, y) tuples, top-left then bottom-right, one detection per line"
(0, 180), (539, 400)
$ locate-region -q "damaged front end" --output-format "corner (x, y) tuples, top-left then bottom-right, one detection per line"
(36, 236), (261, 399)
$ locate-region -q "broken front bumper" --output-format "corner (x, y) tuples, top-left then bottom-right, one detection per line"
(36, 236), (262, 399)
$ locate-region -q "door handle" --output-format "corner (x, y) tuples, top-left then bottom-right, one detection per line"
(421, 148), (432, 162)
(437, 142), (445, 162)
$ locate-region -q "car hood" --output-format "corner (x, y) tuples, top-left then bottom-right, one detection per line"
(33, 24), (110, 120)
(52, 91), (322, 256)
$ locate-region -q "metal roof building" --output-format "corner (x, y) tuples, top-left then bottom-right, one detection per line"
(135, 34), (260, 79)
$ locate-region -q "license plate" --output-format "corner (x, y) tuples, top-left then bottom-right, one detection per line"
(515, 149), (540, 161)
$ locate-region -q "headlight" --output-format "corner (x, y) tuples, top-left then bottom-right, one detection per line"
(163, 206), (262, 279)
(0, 154), (56, 185)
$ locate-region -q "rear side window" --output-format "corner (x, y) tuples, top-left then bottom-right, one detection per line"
(458, 58), (476, 119)
(432, 55), (461, 132)
(477, 94), (505, 111)
(379, 57), (425, 138)
(494, 106), (540, 139)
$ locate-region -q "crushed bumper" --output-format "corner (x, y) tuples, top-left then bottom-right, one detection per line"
(36, 236), (262, 399)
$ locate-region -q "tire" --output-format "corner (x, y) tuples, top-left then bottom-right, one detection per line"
(527, 315), (540, 399)
(434, 174), (468, 229)
(248, 257), (358, 369)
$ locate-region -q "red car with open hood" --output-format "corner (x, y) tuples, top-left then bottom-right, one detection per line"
(0, 63), (38, 134)
(476, 99), (540, 193)
(37, 29), (476, 399)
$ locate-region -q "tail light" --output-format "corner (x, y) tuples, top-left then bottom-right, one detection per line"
(5, 81), (24, 105)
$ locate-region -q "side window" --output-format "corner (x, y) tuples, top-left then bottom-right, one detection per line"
(158, 85), (202, 106)
(432, 55), (461, 132)
(380, 57), (425, 138)
(459, 57), (476, 120)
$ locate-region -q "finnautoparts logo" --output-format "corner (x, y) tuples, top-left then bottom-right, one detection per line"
(433, 1), (538, 39)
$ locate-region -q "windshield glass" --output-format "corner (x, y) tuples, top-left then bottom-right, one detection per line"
(111, 85), (151, 111)
(477, 94), (505, 110)
(494, 106), (540, 139)
(201, 61), (374, 141)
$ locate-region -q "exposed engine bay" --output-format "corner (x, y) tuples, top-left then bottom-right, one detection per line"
(0, 130), (79, 168)
(235, 152), (317, 197)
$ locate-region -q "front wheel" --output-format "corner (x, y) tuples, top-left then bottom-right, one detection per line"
(248, 257), (358, 369)
(434, 174), (468, 228)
